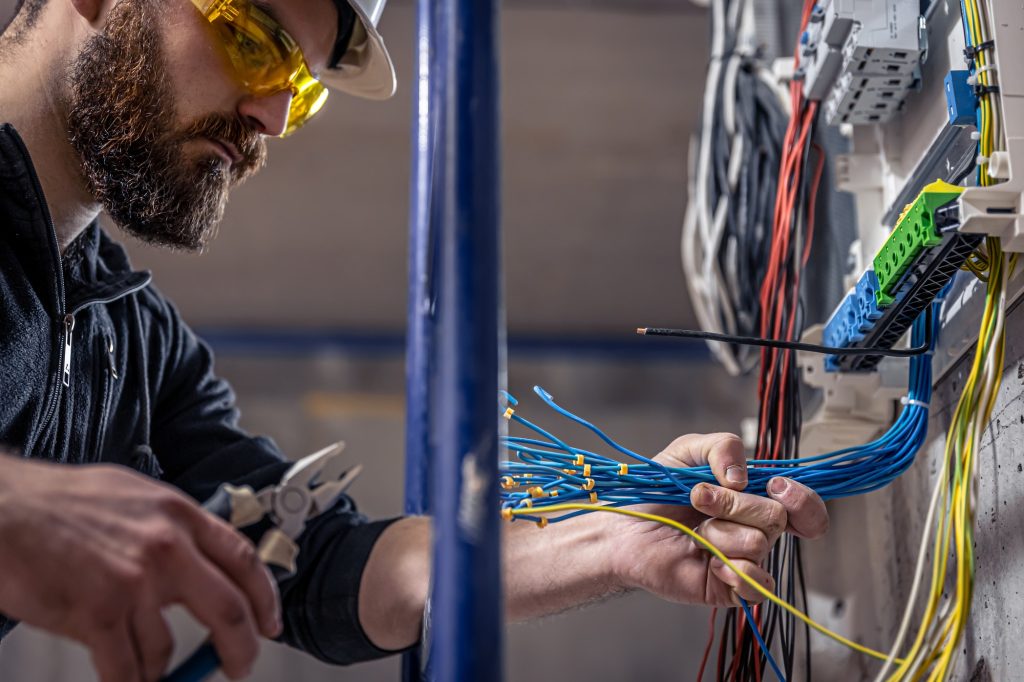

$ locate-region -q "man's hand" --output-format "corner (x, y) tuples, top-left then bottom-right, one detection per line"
(0, 455), (282, 682)
(607, 433), (829, 607)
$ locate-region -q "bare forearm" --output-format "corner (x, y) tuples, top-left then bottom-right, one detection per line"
(502, 514), (621, 620)
(357, 514), (621, 650)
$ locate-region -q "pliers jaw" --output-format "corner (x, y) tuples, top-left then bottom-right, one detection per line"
(203, 442), (362, 576)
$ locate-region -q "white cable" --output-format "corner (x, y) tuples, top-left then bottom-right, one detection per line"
(872, 452), (946, 681)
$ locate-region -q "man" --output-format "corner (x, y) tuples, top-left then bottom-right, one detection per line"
(0, 0), (830, 680)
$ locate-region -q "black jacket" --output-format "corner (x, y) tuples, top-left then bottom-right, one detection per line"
(0, 123), (398, 665)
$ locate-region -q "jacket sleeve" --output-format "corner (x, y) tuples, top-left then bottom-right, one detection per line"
(145, 291), (407, 665)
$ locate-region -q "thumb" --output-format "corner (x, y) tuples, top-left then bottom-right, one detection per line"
(655, 433), (747, 491)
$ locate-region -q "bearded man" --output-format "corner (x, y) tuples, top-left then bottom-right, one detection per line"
(0, 1), (830, 680)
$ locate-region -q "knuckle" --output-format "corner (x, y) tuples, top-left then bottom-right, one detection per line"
(232, 537), (260, 569)
(743, 530), (769, 558)
(142, 525), (181, 561)
(112, 563), (147, 596)
(154, 491), (194, 520)
(765, 503), (787, 537)
(720, 489), (739, 517)
(216, 594), (252, 630)
(89, 601), (126, 632)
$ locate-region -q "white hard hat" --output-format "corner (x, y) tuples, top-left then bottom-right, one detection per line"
(320, 0), (397, 100)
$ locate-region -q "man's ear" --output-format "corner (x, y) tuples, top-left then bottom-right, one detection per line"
(68, 0), (111, 26)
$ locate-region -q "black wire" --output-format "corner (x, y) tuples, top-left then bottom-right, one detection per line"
(637, 303), (934, 358)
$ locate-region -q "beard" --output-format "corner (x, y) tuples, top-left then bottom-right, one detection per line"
(64, 0), (267, 251)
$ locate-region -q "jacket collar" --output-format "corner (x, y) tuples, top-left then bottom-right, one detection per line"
(0, 123), (151, 316)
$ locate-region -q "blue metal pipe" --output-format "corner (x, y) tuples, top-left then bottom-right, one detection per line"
(403, 0), (446, 677)
(426, 0), (504, 678)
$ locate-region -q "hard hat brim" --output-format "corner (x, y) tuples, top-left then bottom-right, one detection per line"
(320, 2), (397, 100)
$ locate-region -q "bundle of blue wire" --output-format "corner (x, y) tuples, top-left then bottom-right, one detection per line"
(500, 301), (939, 523)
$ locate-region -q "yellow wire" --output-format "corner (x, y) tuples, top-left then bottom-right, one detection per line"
(509, 503), (906, 664)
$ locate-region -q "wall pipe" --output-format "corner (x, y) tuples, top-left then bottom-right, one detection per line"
(401, 0), (442, 677)
(404, 0), (504, 678)
(427, 0), (504, 678)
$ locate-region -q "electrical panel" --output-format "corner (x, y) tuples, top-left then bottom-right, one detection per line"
(800, 0), (925, 124)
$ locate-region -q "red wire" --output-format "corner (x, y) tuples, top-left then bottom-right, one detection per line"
(697, 608), (718, 682)
(725, 2), (819, 677)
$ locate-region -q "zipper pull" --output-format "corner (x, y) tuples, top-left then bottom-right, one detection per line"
(62, 314), (75, 388)
(106, 334), (118, 380)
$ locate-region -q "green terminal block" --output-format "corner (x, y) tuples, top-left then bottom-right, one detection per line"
(872, 179), (964, 306)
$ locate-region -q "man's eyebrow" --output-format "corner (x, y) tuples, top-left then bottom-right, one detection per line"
(250, 0), (326, 77)
(250, 0), (282, 25)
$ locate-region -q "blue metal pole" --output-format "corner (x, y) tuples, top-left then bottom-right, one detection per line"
(403, 0), (447, 677)
(426, 0), (504, 677)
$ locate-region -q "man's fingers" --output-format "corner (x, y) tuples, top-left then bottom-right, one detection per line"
(690, 483), (788, 544)
(172, 549), (261, 680)
(767, 477), (829, 539)
(697, 519), (770, 563)
(709, 557), (776, 605)
(188, 512), (282, 639)
(131, 605), (174, 682)
(89, 621), (142, 682)
(658, 433), (748, 491)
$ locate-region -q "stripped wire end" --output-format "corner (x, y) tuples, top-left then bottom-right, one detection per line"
(636, 327), (649, 335)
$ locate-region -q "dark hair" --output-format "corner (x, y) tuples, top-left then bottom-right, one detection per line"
(2, 0), (48, 44)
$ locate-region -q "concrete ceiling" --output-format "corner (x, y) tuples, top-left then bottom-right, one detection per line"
(1, 0), (709, 338)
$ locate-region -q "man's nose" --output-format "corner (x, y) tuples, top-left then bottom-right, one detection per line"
(237, 89), (292, 137)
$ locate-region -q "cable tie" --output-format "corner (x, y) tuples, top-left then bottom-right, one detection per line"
(964, 40), (995, 59)
(977, 154), (990, 165)
(901, 396), (930, 409)
(619, 463), (629, 475)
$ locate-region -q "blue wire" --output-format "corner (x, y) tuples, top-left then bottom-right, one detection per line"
(499, 302), (941, 516)
(740, 598), (786, 681)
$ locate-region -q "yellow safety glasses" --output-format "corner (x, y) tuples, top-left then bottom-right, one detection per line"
(191, 0), (329, 136)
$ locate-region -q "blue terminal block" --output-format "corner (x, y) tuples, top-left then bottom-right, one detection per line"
(823, 270), (887, 372)
(944, 70), (977, 126)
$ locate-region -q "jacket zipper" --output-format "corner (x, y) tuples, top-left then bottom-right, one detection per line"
(92, 331), (118, 462)
(106, 333), (119, 380)
(62, 314), (75, 387)
(60, 282), (150, 387)
(10, 132), (68, 436)
(7, 130), (150, 436)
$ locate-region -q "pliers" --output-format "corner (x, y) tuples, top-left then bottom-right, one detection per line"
(162, 443), (361, 682)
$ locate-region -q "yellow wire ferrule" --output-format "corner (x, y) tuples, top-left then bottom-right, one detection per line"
(618, 463), (628, 475)
(529, 486), (546, 498)
(502, 407), (514, 420)
(583, 464), (592, 477)
(589, 492), (598, 503)
(574, 454), (585, 466)
(500, 476), (515, 489)
(581, 478), (595, 491)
